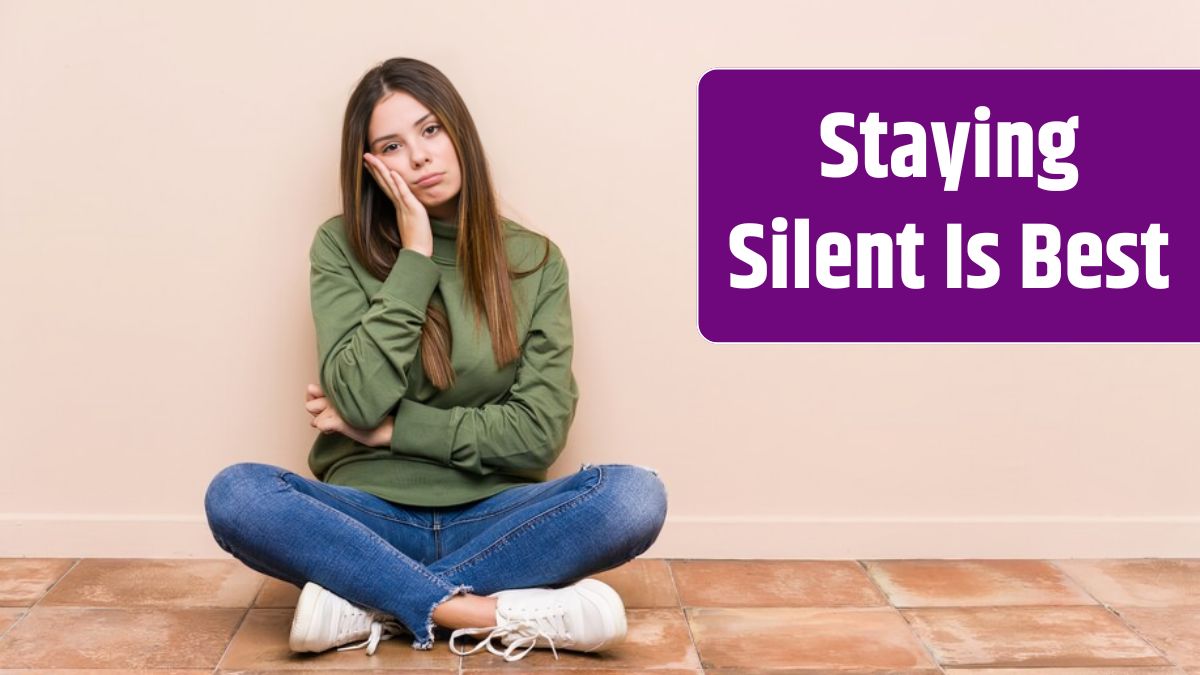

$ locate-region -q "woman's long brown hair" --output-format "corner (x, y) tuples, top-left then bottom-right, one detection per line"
(339, 58), (548, 391)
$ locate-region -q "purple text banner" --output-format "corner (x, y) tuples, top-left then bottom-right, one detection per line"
(698, 70), (1198, 342)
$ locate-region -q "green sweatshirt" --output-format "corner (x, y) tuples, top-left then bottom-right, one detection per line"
(306, 214), (579, 507)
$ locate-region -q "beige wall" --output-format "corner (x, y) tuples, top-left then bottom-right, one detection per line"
(1, 0), (1197, 559)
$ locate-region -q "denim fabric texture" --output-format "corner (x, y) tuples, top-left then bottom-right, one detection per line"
(204, 461), (668, 650)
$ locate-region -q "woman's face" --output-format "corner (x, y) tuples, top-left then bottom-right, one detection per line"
(366, 90), (462, 221)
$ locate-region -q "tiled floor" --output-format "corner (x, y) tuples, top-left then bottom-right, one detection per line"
(0, 557), (1197, 673)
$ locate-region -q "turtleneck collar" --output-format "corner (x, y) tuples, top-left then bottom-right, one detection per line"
(429, 217), (458, 265)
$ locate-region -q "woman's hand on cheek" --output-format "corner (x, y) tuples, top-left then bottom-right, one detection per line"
(362, 153), (433, 257)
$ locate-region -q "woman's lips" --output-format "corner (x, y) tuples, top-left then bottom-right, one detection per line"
(415, 173), (444, 188)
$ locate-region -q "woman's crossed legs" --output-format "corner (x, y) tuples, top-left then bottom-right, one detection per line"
(203, 461), (667, 650)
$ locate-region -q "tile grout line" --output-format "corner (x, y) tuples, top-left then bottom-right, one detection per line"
(665, 557), (705, 672)
(855, 558), (948, 675)
(28, 557), (82, 611)
(247, 573), (269, 608)
(1047, 558), (1182, 670)
(238, 572), (271, 673)
(0, 557), (84, 644)
(0, 604), (25, 644)
(211, 603), (252, 673)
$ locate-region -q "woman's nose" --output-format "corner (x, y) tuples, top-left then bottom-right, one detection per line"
(410, 144), (431, 169)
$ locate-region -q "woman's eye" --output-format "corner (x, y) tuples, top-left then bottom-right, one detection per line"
(380, 127), (437, 154)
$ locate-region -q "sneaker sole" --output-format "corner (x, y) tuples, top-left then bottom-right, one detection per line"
(572, 578), (628, 651)
(289, 581), (331, 653)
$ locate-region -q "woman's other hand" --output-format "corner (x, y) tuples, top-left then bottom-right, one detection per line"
(305, 383), (394, 447)
(362, 153), (434, 257)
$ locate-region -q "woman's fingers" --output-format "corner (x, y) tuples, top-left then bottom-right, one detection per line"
(363, 154), (401, 205)
(362, 156), (389, 199)
(305, 384), (329, 422)
(313, 408), (340, 434)
(362, 155), (433, 255)
(365, 161), (397, 204)
(376, 162), (401, 202)
(390, 168), (419, 210)
(363, 154), (425, 222)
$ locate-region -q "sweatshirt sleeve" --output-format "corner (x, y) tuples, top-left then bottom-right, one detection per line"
(388, 244), (579, 476)
(309, 224), (442, 430)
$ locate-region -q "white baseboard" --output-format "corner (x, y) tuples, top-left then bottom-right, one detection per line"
(1, 513), (1197, 559)
(648, 515), (1200, 559)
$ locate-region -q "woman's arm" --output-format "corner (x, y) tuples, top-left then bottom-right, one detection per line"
(309, 221), (441, 430)
(388, 243), (579, 476)
(305, 383), (394, 447)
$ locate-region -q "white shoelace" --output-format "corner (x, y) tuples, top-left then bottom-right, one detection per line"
(336, 616), (405, 656)
(449, 605), (570, 661)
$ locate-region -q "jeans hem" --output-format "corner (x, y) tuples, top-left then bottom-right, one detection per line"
(414, 583), (475, 650)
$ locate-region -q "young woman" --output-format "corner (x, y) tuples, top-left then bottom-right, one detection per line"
(202, 58), (668, 662)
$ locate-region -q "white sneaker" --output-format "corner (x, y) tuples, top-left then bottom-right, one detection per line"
(289, 581), (405, 655)
(448, 578), (627, 662)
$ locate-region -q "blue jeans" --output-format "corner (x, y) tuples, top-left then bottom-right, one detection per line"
(203, 461), (667, 650)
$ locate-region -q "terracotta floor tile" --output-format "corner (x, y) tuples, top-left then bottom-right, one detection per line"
(942, 669), (1186, 675)
(1054, 560), (1200, 607)
(864, 559), (1097, 607)
(589, 558), (679, 608)
(0, 670), (212, 674)
(220, 608), (459, 670)
(460, 607), (699, 670)
(214, 670), (456, 674)
(701, 671), (952, 675)
(702, 671), (942, 675)
(256, 576), (303, 608)
(0, 557), (77, 606)
(6, 556), (1196, 671)
(40, 558), (264, 608)
(671, 560), (887, 608)
(687, 606), (936, 671)
(0, 606), (244, 669)
(1115, 606), (1200, 667)
(215, 671), (454, 674)
(903, 606), (1168, 667)
(465, 671), (701, 675)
